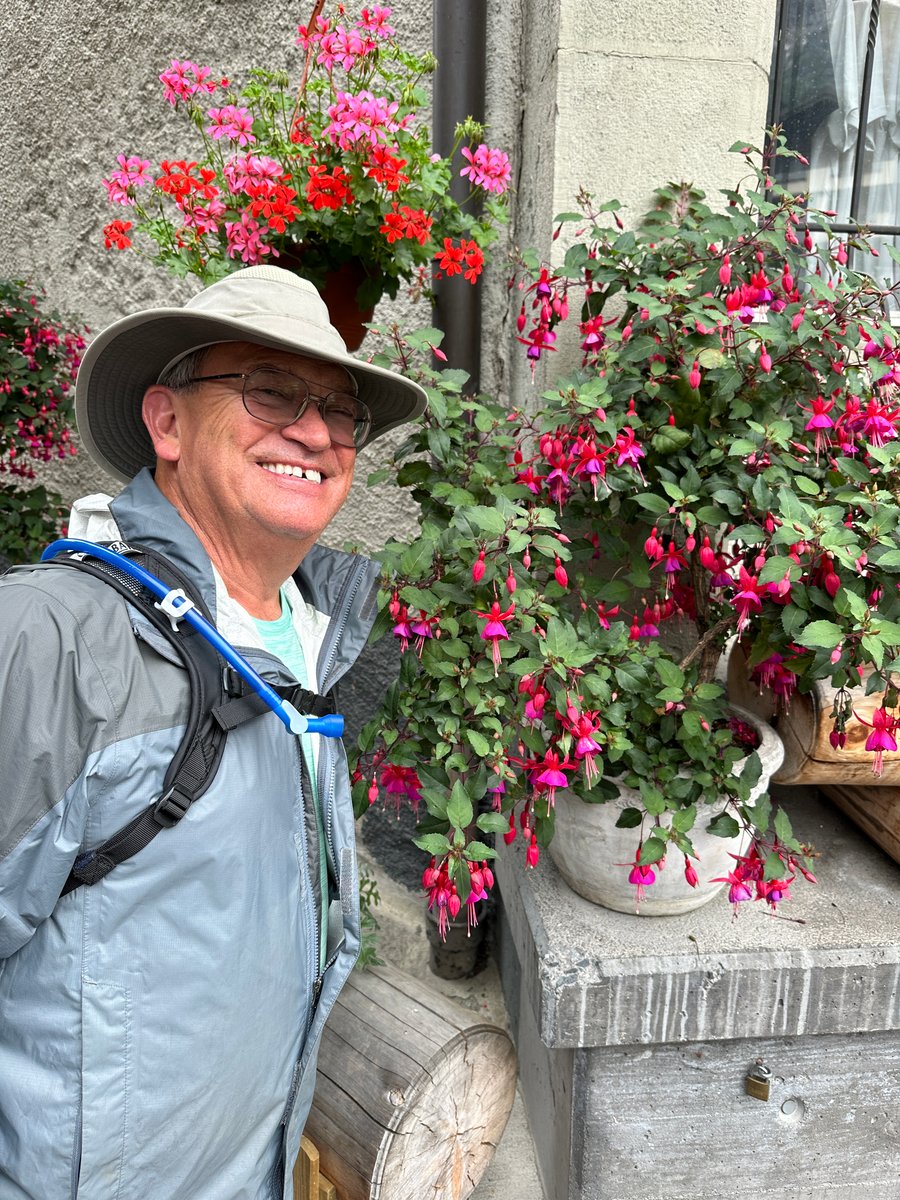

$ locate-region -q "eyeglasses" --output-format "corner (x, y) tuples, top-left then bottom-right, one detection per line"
(187, 368), (372, 449)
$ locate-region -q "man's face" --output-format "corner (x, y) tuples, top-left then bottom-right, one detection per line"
(155, 341), (358, 561)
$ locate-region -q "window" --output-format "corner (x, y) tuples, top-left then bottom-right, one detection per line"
(769, 0), (900, 281)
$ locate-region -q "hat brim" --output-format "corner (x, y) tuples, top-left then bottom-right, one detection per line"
(75, 307), (428, 483)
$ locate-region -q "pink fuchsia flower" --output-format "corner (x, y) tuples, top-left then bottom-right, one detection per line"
(854, 705), (899, 777)
(459, 143), (512, 196)
(710, 870), (754, 908)
(409, 611), (439, 657)
(731, 565), (764, 633)
(627, 860), (657, 907)
(800, 394), (835, 462)
(391, 603), (414, 651)
(563, 708), (603, 784)
(205, 105), (256, 146)
(476, 601), (515, 674)
(532, 749), (573, 808)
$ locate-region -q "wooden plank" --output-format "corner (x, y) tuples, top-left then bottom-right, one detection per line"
(822, 784), (900, 865)
(293, 1135), (320, 1200)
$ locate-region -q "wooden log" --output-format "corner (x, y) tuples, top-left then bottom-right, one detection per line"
(726, 647), (900, 786)
(822, 784), (900, 866)
(304, 965), (517, 1200)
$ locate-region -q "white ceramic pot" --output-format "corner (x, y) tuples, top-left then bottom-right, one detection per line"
(547, 707), (785, 916)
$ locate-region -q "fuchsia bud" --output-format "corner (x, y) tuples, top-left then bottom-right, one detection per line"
(791, 307), (805, 331)
(516, 304), (526, 333)
(759, 349), (772, 373)
(685, 534), (696, 553)
(506, 566), (517, 595)
(699, 535), (716, 570)
(523, 549), (532, 569)
(684, 857), (699, 888)
(644, 527), (661, 559)
(829, 728), (847, 750)
(472, 549), (486, 583)
(554, 557), (568, 588)
(503, 812), (516, 845)
(835, 242), (848, 265)
(368, 779), (379, 806)
(689, 360), (701, 389)
(621, 323), (632, 341)
(447, 891), (461, 919)
(719, 254), (732, 286)
(526, 835), (540, 868)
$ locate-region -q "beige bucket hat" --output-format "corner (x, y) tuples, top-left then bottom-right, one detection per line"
(75, 264), (428, 483)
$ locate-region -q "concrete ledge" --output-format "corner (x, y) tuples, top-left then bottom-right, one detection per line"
(497, 787), (900, 1049)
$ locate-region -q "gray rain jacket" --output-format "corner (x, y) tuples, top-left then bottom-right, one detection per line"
(0, 469), (378, 1200)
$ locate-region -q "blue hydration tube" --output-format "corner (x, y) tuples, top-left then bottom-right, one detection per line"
(41, 539), (344, 739)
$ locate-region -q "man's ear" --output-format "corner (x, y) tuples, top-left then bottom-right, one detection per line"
(142, 386), (181, 464)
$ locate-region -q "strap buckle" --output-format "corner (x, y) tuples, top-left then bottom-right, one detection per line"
(153, 788), (191, 828)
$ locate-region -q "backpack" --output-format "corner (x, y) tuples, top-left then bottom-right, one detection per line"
(28, 538), (342, 895)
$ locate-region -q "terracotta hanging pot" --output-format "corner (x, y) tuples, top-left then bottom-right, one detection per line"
(275, 248), (377, 350)
(547, 707), (785, 916)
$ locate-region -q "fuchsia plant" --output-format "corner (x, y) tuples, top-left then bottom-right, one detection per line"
(353, 138), (900, 928)
(99, 2), (509, 311)
(0, 279), (84, 564)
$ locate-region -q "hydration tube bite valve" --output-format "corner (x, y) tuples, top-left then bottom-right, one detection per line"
(41, 539), (345, 739)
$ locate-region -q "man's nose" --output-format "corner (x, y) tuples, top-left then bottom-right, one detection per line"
(280, 398), (333, 448)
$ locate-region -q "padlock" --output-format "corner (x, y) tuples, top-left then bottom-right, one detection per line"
(745, 1062), (772, 1102)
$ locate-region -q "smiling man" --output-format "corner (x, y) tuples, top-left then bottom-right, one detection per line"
(0, 266), (425, 1200)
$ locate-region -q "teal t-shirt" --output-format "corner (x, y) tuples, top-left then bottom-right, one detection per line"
(253, 590), (327, 972)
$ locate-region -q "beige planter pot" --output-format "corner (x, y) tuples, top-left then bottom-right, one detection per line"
(547, 708), (785, 916)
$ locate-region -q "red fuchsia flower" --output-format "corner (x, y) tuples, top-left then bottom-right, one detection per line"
(409, 611), (439, 656)
(660, 541), (687, 584)
(580, 313), (607, 359)
(638, 603), (661, 638)
(613, 427), (646, 476)
(800, 394), (835, 462)
(596, 601), (620, 629)
(379, 763), (423, 814)
(391, 603), (414, 651)
(532, 749), (574, 808)
(756, 875), (793, 909)
(205, 105), (256, 146)
(859, 396), (900, 448)
(459, 143), (512, 195)
(624, 854), (657, 907)
(854, 705), (899, 777)
(751, 652), (798, 711)
(710, 869), (754, 908)
(306, 163), (355, 211)
(477, 601), (515, 674)
(103, 220), (134, 250)
(731, 565), (764, 633)
(562, 707), (603, 784)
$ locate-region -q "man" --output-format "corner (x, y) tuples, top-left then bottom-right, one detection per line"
(0, 265), (426, 1199)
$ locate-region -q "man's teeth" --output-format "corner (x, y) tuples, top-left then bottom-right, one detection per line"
(262, 463), (322, 483)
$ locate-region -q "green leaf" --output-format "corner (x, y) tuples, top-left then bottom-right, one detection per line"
(795, 620), (844, 650)
(638, 836), (667, 865)
(412, 833), (452, 856)
(707, 812), (741, 838)
(651, 426), (692, 454)
(763, 851), (787, 881)
(465, 729), (491, 757)
(773, 807), (794, 845)
(463, 840), (497, 860)
(446, 782), (474, 831)
(476, 811), (510, 834)
(633, 492), (670, 515)
(615, 806), (643, 829)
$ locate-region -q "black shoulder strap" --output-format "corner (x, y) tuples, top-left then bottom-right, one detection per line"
(41, 542), (240, 896)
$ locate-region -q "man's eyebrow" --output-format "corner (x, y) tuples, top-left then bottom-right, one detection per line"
(249, 360), (358, 393)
